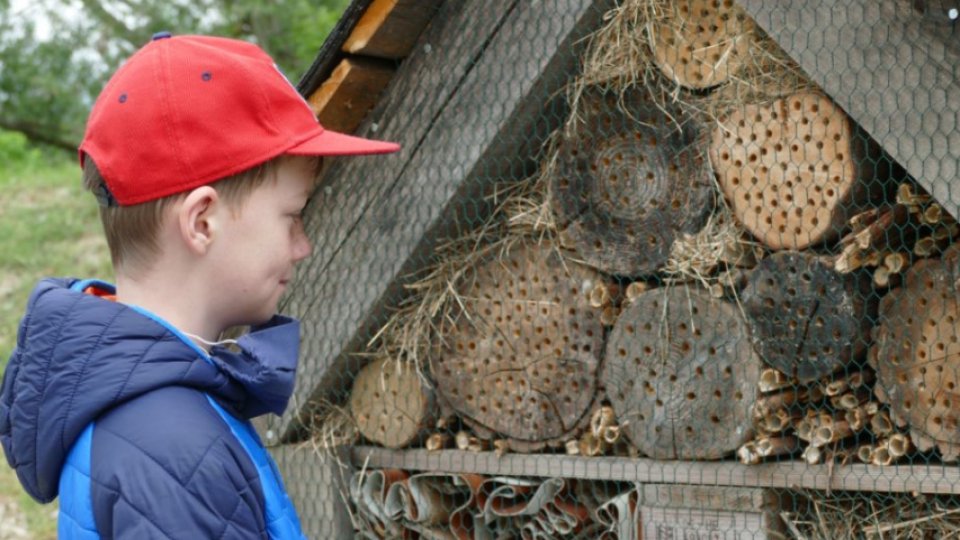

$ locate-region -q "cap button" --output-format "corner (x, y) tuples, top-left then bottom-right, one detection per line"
(152, 31), (172, 40)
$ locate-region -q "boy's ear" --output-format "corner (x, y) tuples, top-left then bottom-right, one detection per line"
(178, 186), (220, 255)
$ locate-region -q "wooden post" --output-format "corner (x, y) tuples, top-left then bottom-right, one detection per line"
(650, 0), (755, 89)
(552, 89), (715, 277)
(430, 242), (604, 452)
(348, 356), (438, 448)
(741, 251), (876, 382)
(711, 91), (889, 250)
(604, 285), (762, 459)
(870, 243), (960, 460)
(342, 0), (442, 59)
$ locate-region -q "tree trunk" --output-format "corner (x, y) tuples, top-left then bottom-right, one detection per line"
(870, 242), (960, 461)
(651, 0), (755, 89)
(552, 89), (714, 277)
(603, 285), (762, 459)
(349, 356), (438, 448)
(430, 241), (604, 452)
(741, 251), (877, 382)
(711, 91), (891, 250)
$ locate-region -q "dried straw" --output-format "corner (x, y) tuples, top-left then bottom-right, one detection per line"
(782, 490), (960, 540)
(570, 0), (812, 130)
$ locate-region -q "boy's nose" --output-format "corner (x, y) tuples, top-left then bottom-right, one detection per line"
(292, 225), (312, 262)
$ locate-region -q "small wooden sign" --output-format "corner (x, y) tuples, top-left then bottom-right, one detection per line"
(642, 485), (786, 540)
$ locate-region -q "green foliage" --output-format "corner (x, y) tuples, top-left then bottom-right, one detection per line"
(0, 0), (350, 151)
(0, 130), (44, 171)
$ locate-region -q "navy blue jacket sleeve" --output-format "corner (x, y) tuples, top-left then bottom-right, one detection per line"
(90, 387), (269, 540)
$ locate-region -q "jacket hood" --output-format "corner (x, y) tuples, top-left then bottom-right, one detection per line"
(0, 278), (300, 503)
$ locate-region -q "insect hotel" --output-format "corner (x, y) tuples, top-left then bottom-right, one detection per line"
(259, 0), (960, 538)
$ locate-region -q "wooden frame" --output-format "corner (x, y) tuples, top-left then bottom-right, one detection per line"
(350, 446), (960, 495)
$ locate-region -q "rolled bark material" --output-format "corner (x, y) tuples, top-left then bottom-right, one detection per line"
(425, 433), (451, 452)
(625, 281), (650, 302)
(552, 89), (714, 276)
(836, 205), (917, 273)
(753, 388), (808, 419)
(711, 92), (888, 250)
(432, 242), (603, 451)
(758, 367), (794, 393)
(349, 357), (438, 448)
(603, 285), (762, 459)
(650, 0), (755, 89)
(741, 251), (876, 382)
(737, 441), (761, 465)
(856, 443), (875, 463)
(870, 409), (894, 437)
(755, 435), (800, 458)
(871, 243), (960, 461)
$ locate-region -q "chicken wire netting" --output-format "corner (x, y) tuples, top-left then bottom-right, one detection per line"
(264, 0), (960, 538)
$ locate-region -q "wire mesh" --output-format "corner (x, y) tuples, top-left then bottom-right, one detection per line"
(267, 0), (960, 538)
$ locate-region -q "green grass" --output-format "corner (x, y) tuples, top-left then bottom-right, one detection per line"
(0, 152), (113, 539)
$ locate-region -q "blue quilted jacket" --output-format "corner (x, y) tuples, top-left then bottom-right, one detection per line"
(0, 278), (308, 539)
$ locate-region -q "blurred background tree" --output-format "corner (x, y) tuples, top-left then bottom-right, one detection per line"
(0, 0), (350, 152)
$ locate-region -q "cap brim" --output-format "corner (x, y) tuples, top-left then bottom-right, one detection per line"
(286, 128), (399, 157)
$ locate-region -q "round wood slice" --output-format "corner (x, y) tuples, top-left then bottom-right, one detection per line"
(603, 285), (762, 459)
(710, 92), (881, 250)
(349, 357), (438, 448)
(870, 244), (960, 460)
(741, 251), (876, 383)
(651, 0), (755, 89)
(430, 242), (604, 450)
(552, 90), (714, 277)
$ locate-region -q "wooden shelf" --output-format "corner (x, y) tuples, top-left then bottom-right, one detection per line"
(350, 446), (960, 495)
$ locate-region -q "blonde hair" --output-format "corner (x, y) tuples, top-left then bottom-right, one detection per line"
(82, 157), (280, 273)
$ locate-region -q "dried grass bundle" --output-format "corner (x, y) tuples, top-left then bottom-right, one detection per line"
(782, 490), (960, 540)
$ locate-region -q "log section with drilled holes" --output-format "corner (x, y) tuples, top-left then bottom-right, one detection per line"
(552, 90), (714, 277)
(741, 251), (876, 382)
(342, 0), (442, 59)
(430, 242), (604, 452)
(307, 57), (395, 134)
(603, 285), (762, 459)
(711, 92), (886, 250)
(349, 356), (438, 448)
(651, 0), (755, 89)
(870, 243), (960, 461)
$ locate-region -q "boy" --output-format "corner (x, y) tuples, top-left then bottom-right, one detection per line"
(0, 33), (398, 539)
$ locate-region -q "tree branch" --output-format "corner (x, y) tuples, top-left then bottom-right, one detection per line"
(77, 0), (142, 46)
(0, 118), (78, 154)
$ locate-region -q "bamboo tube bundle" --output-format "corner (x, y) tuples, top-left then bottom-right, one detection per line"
(430, 242), (604, 453)
(603, 285), (762, 459)
(650, 0), (755, 90)
(710, 91), (889, 251)
(349, 357), (439, 448)
(741, 251), (877, 382)
(870, 243), (960, 460)
(835, 204), (918, 274)
(551, 89), (715, 277)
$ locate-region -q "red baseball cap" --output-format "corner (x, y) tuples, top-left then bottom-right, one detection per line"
(79, 33), (399, 206)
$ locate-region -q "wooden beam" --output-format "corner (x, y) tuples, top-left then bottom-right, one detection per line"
(269, 0), (612, 442)
(307, 57), (395, 134)
(343, 0), (443, 59)
(350, 446), (960, 495)
(736, 0), (960, 219)
(297, 0), (376, 94)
